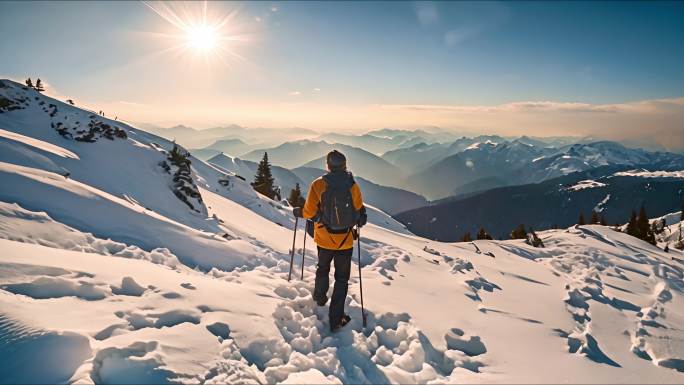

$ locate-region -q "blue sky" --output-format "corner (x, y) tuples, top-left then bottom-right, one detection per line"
(1, 1), (683, 148)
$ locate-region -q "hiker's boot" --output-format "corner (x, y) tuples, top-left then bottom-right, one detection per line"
(330, 314), (351, 332)
(314, 295), (328, 306)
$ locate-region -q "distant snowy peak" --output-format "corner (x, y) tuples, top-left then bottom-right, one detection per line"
(528, 142), (684, 182)
(613, 169), (684, 179)
(465, 140), (498, 151)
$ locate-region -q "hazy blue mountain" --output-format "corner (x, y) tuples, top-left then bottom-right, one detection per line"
(203, 138), (252, 157)
(189, 148), (222, 161)
(299, 144), (406, 188)
(142, 124), (317, 149)
(241, 140), (335, 169)
(314, 133), (404, 155)
(292, 167), (428, 215)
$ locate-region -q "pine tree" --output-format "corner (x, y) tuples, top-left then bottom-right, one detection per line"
(67, 99), (74, 105)
(578, 212), (586, 226)
(637, 205), (650, 240)
(169, 143), (189, 166)
(461, 232), (472, 242)
(35, 78), (45, 92)
(590, 210), (599, 224)
(476, 227), (492, 240)
(251, 152), (277, 199)
(626, 210), (639, 237)
(288, 183), (306, 208)
(25, 78), (33, 88)
(510, 224), (527, 240)
(648, 222), (659, 244)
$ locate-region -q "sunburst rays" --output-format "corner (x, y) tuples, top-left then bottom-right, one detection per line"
(141, 0), (252, 66)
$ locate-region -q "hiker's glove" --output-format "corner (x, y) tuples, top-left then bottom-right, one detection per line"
(357, 209), (367, 228)
(293, 207), (303, 218)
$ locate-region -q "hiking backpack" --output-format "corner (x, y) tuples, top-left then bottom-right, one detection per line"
(320, 172), (359, 233)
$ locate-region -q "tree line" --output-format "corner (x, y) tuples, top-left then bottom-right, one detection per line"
(25, 77), (45, 92)
(459, 201), (684, 251)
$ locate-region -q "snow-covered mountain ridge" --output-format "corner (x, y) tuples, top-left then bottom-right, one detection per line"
(402, 139), (684, 199)
(0, 79), (683, 384)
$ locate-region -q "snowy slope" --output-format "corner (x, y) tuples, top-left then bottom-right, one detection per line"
(652, 211), (683, 247)
(207, 153), (306, 200)
(2, 203), (683, 384)
(1, 79), (683, 384)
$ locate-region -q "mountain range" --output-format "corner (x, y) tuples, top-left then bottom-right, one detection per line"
(141, 113), (684, 242)
(397, 165), (684, 241)
(241, 141), (407, 189)
(140, 122), (317, 150)
(398, 139), (684, 200)
(206, 153), (427, 216)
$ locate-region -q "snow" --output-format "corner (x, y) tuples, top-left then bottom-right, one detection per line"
(564, 179), (608, 191)
(652, 211), (683, 246)
(1, 79), (684, 383)
(594, 194), (611, 213)
(613, 169), (684, 179)
(0, 127), (79, 159)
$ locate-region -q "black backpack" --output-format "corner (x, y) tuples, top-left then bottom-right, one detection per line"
(319, 171), (359, 233)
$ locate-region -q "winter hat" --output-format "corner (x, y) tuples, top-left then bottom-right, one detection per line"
(326, 150), (346, 171)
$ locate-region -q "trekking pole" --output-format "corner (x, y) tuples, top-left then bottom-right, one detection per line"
(357, 227), (367, 327)
(288, 217), (299, 282)
(301, 220), (307, 280)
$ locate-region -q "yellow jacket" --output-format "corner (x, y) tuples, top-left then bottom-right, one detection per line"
(302, 174), (364, 250)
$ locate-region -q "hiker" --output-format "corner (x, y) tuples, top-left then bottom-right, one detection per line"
(293, 150), (367, 332)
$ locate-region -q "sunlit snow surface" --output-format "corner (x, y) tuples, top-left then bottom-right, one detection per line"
(564, 179), (608, 191)
(613, 169), (684, 179)
(1, 79), (683, 383)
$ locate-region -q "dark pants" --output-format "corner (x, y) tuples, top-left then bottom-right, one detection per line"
(314, 246), (352, 326)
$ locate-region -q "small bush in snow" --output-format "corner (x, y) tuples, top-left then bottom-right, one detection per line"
(526, 230), (544, 248)
(164, 144), (204, 213)
(510, 224), (527, 240)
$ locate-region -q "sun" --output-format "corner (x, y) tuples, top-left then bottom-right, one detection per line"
(142, 1), (250, 65)
(186, 24), (219, 52)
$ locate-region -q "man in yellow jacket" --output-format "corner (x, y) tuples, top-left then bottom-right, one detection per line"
(293, 150), (367, 332)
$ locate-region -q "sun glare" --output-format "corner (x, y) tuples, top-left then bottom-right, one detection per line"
(142, 1), (249, 65)
(187, 24), (219, 52)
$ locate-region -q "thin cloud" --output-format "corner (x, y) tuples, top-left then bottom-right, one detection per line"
(381, 99), (649, 114)
(444, 26), (482, 47)
(119, 100), (146, 107)
(416, 2), (439, 26)
(288, 91), (301, 96)
(377, 97), (684, 151)
(419, 2), (511, 47)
